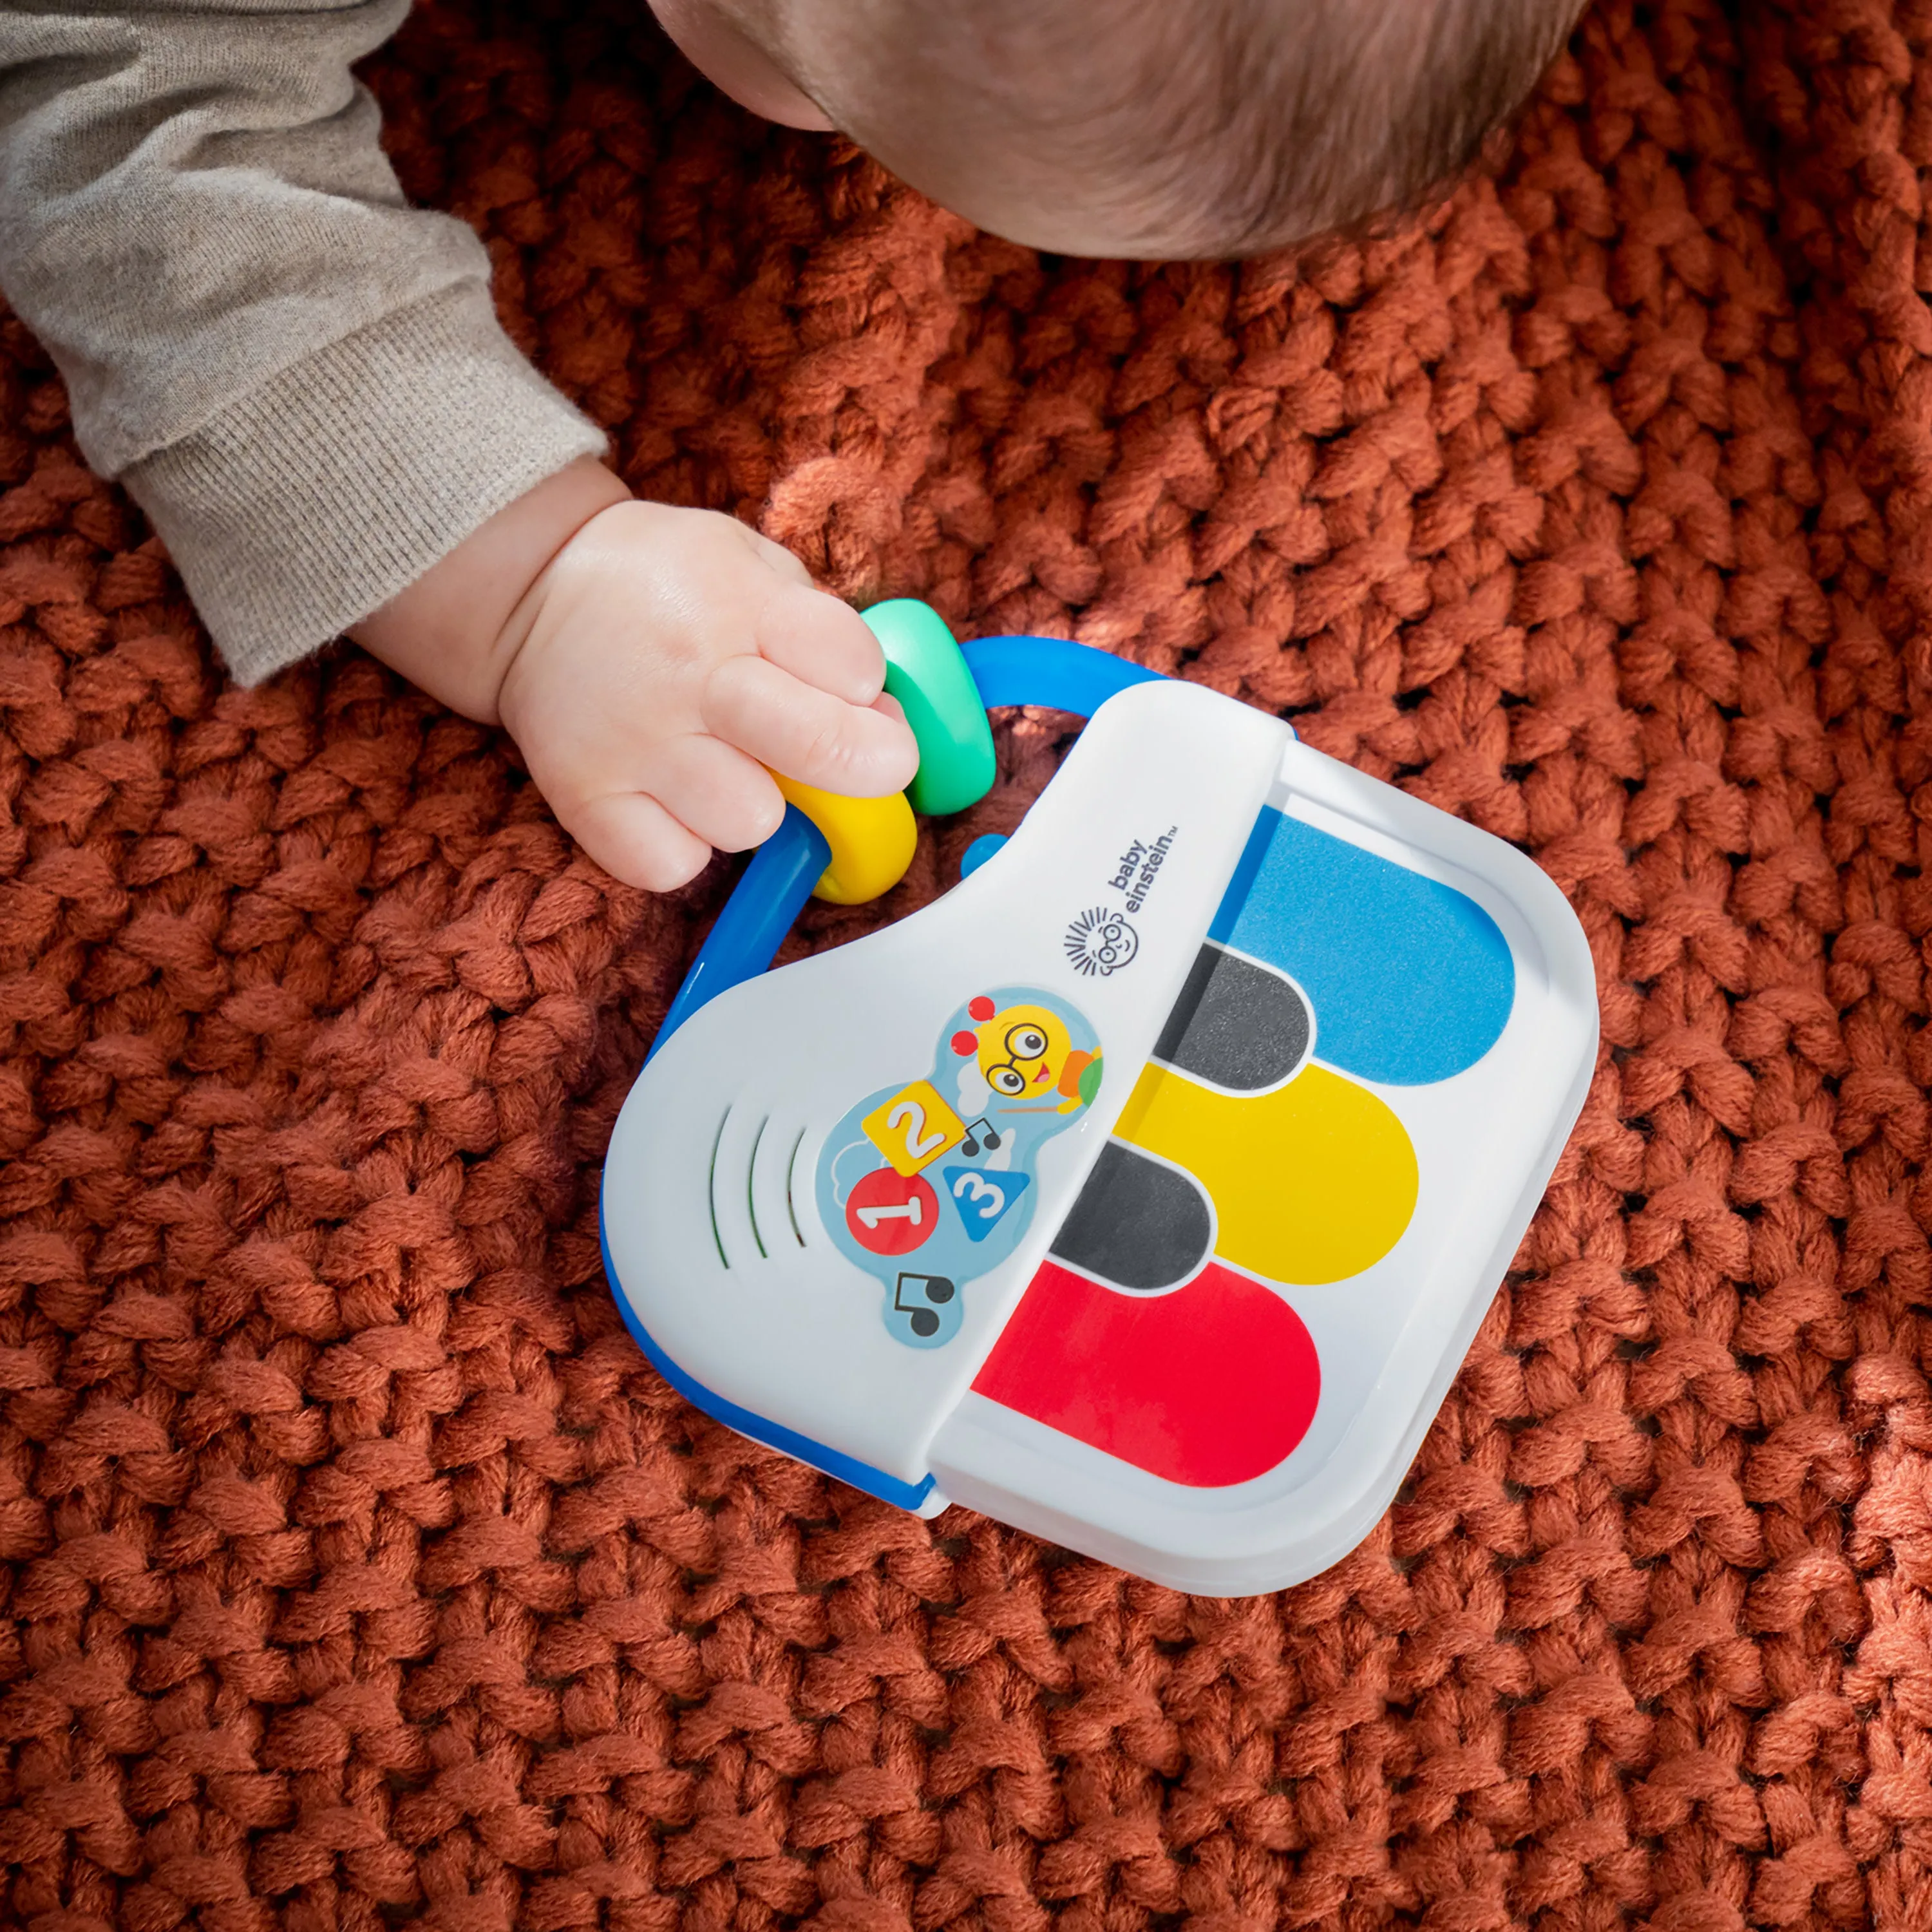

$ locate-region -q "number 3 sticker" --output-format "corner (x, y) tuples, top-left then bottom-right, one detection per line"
(940, 1166), (1029, 1242)
(952, 1171), (1005, 1218)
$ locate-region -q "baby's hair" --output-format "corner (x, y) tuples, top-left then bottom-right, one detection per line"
(860, 0), (1586, 260)
(1157, 0), (1585, 254)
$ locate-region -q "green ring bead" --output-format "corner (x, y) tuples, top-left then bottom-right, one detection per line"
(861, 598), (998, 819)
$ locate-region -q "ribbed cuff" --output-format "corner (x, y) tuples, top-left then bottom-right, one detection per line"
(121, 283), (609, 685)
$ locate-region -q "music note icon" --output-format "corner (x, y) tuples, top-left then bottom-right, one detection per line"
(889, 1271), (960, 1345)
(960, 1117), (1002, 1157)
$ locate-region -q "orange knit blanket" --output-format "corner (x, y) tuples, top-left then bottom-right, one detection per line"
(0, 0), (1917, 1922)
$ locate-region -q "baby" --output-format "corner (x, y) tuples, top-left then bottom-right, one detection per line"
(0, 0), (1578, 889)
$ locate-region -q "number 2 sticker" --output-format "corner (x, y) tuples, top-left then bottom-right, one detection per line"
(862, 1081), (966, 1177)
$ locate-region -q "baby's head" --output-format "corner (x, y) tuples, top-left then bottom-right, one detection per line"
(649, 0), (1580, 258)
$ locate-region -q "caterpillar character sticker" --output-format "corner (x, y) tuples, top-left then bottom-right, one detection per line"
(818, 989), (1101, 1348)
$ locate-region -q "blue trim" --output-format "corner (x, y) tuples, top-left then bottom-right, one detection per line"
(598, 1209), (940, 1513)
(649, 634), (1293, 1065)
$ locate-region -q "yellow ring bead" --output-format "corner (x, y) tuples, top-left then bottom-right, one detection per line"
(773, 773), (918, 905)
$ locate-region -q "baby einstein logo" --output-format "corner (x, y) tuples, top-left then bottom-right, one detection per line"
(1109, 827), (1177, 913)
(1065, 906), (1139, 977)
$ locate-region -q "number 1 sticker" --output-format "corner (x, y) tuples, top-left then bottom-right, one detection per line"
(845, 1169), (940, 1256)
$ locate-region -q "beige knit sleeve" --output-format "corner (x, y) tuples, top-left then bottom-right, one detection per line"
(0, 0), (607, 682)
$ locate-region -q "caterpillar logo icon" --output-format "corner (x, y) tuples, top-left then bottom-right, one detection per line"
(1064, 906), (1139, 977)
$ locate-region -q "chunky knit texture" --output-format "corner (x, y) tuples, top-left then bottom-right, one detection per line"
(2, 0), (1928, 1924)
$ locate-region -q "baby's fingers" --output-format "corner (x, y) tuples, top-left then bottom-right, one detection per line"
(754, 580), (888, 706)
(558, 742), (786, 889)
(647, 736), (787, 853)
(566, 792), (713, 894)
(704, 656), (918, 797)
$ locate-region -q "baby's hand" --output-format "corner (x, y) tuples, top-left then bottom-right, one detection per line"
(352, 461), (918, 890)
(497, 498), (917, 889)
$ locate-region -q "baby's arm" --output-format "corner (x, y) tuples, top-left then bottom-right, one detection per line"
(0, 0), (605, 682)
(0, 0), (913, 888)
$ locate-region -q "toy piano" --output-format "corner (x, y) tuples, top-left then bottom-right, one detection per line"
(601, 602), (1598, 1595)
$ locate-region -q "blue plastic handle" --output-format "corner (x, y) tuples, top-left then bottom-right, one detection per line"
(647, 636), (1166, 1056)
(961, 635), (1164, 712)
(647, 806), (829, 1062)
